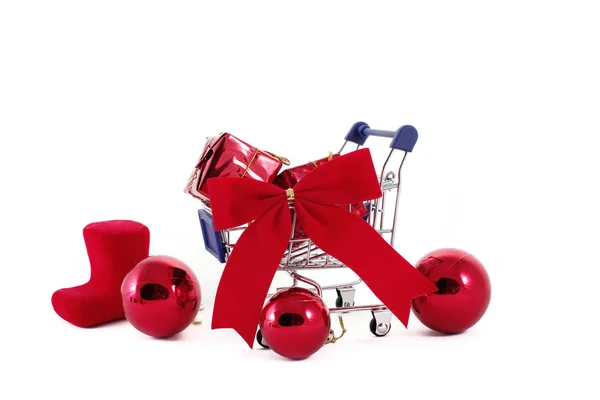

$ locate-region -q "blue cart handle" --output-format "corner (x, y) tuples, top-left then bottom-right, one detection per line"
(344, 121), (418, 152)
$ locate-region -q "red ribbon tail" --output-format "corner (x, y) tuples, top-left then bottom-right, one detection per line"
(295, 201), (438, 327)
(211, 202), (291, 348)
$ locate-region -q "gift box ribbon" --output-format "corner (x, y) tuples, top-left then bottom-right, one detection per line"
(207, 148), (437, 348)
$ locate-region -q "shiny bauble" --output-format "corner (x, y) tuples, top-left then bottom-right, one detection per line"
(121, 255), (201, 338)
(259, 288), (330, 360)
(411, 248), (491, 334)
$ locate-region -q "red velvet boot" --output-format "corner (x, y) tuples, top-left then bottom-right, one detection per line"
(52, 220), (150, 327)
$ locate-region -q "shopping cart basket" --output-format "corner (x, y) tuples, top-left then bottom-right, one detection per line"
(197, 121), (419, 346)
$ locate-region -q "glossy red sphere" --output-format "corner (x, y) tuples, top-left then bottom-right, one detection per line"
(411, 248), (491, 334)
(121, 255), (201, 338)
(259, 288), (330, 360)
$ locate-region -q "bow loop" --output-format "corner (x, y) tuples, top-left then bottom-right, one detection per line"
(294, 149), (382, 206)
(207, 178), (286, 231)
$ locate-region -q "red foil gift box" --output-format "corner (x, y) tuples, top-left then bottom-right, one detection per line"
(274, 152), (368, 240)
(185, 133), (289, 205)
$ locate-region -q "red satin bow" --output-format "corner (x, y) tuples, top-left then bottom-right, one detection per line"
(207, 148), (437, 348)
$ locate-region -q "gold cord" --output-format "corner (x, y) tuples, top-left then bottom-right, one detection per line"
(263, 150), (291, 165)
(192, 307), (206, 325)
(241, 148), (290, 178)
(241, 149), (260, 178)
(186, 168), (207, 201)
(311, 151), (334, 169)
(326, 315), (347, 344)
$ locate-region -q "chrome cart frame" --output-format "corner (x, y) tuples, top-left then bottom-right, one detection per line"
(197, 122), (419, 346)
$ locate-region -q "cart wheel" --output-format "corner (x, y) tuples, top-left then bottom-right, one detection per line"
(369, 317), (391, 337)
(256, 329), (269, 348)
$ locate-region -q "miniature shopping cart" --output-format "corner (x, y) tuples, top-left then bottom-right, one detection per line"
(197, 122), (419, 347)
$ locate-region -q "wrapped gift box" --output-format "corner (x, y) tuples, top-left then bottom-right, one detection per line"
(185, 132), (288, 206)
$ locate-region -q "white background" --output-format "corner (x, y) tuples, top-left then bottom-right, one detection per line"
(1, 1), (599, 399)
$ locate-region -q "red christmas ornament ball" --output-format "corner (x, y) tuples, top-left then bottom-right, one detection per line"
(259, 288), (330, 360)
(411, 248), (491, 334)
(121, 255), (201, 338)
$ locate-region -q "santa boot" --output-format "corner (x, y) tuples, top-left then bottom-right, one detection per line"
(52, 220), (150, 327)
